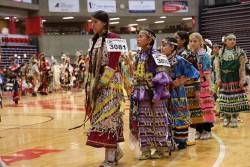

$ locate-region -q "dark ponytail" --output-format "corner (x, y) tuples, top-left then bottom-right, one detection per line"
(176, 31), (189, 49)
(88, 10), (109, 73)
(144, 29), (156, 58)
(91, 10), (109, 29)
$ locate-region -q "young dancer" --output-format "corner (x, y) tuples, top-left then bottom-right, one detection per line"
(161, 37), (199, 149)
(132, 29), (174, 160)
(215, 33), (250, 128)
(85, 11), (124, 167)
(188, 33), (215, 139)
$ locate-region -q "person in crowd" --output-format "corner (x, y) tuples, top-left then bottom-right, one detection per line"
(204, 39), (213, 55)
(175, 31), (197, 145)
(215, 33), (250, 128)
(28, 58), (40, 96)
(175, 31), (190, 58)
(51, 60), (61, 91)
(84, 11), (124, 167)
(131, 29), (174, 160)
(77, 55), (86, 88)
(188, 32), (215, 140)
(161, 37), (199, 149)
(210, 44), (222, 117)
(20, 63), (29, 96)
(60, 56), (72, 90)
(39, 56), (50, 95)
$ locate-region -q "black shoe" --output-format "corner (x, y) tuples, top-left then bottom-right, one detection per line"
(178, 142), (187, 150)
(22, 91), (26, 96)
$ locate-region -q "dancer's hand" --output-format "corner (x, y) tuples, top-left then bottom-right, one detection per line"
(216, 79), (221, 87)
(172, 77), (189, 88)
(152, 99), (160, 105)
(239, 79), (245, 89)
(172, 80), (181, 88)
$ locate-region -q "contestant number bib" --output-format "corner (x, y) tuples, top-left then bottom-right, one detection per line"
(105, 38), (128, 53)
(152, 54), (170, 67)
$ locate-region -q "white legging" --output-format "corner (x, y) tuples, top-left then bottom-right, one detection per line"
(105, 148), (116, 162)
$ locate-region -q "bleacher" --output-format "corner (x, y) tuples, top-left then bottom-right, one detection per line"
(200, 2), (250, 58)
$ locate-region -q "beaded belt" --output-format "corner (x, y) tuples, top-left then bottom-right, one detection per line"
(221, 69), (234, 74)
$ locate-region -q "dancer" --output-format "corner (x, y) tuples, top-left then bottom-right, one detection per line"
(131, 29), (174, 160)
(161, 37), (199, 149)
(51, 60), (61, 91)
(40, 56), (50, 95)
(28, 58), (40, 96)
(215, 33), (250, 128)
(85, 11), (124, 167)
(211, 44), (222, 118)
(175, 31), (189, 57)
(189, 33), (215, 139)
(175, 31), (199, 145)
(9, 63), (20, 104)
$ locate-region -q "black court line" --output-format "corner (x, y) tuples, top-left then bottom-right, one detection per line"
(0, 114), (54, 132)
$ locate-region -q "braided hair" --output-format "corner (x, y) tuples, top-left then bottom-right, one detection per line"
(88, 10), (109, 74)
(84, 11), (110, 124)
(143, 29), (156, 69)
(176, 31), (189, 50)
(221, 33), (237, 56)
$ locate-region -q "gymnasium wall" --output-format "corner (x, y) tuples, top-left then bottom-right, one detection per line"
(38, 0), (199, 17)
(38, 33), (172, 58)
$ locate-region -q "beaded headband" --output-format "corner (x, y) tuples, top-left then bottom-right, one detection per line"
(225, 34), (236, 40)
(139, 30), (156, 40)
(162, 39), (178, 46)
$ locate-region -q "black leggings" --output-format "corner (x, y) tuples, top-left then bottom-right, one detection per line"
(195, 123), (214, 133)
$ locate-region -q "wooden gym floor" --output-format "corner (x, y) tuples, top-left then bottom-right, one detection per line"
(0, 91), (250, 167)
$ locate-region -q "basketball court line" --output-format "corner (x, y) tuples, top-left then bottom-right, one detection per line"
(165, 133), (225, 167)
(212, 133), (225, 167)
(0, 114), (54, 131)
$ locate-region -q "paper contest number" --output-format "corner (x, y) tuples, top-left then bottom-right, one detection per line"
(152, 54), (170, 67)
(106, 39), (128, 53)
(109, 44), (127, 50)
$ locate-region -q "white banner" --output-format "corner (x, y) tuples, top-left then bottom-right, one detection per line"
(87, 0), (117, 13)
(13, 0), (32, 3)
(22, 0), (32, 3)
(129, 0), (155, 13)
(49, 0), (80, 12)
(106, 38), (128, 53)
